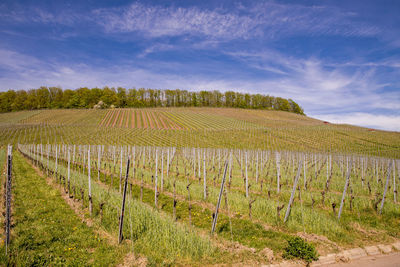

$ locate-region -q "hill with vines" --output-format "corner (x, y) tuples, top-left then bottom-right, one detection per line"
(1, 106), (400, 266)
(0, 107), (399, 158)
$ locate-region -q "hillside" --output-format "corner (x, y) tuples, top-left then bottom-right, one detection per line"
(2, 108), (400, 266)
(0, 107), (399, 158)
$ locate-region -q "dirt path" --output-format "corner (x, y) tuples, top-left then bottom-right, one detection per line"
(322, 252), (400, 267)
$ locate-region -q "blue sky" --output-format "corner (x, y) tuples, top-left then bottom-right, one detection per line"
(0, 0), (399, 131)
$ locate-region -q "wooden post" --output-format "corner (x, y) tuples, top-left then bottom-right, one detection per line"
(187, 182), (192, 225)
(228, 151), (233, 188)
(338, 159), (352, 220)
(393, 160), (396, 203)
(326, 155), (329, 183)
(256, 151), (259, 184)
(161, 149), (164, 191)
(211, 157), (229, 234)
(198, 149), (201, 179)
(361, 158), (364, 187)
(55, 145), (58, 175)
(203, 150), (207, 200)
(119, 146), (123, 193)
(155, 148), (158, 208)
(284, 160), (302, 223)
(88, 146), (93, 215)
(73, 144), (76, 166)
(276, 152), (281, 193)
(118, 157), (131, 244)
(97, 145), (101, 181)
(67, 147), (71, 194)
(379, 162), (392, 215)
(245, 151), (249, 198)
(5, 145), (12, 254)
(303, 154), (307, 189)
(193, 149), (196, 180)
(47, 144), (50, 176)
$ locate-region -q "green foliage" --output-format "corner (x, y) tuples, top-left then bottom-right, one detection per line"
(283, 237), (318, 263)
(0, 87), (305, 115)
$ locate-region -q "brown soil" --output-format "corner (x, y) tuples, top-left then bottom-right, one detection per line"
(104, 110), (115, 127)
(130, 110), (135, 129)
(297, 232), (341, 255)
(141, 111), (147, 128)
(136, 111), (141, 128)
(125, 110), (130, 128)
(146, 111), (154, 129)
(160, 112), (183, 130)
(150, 111), (161, 129)
(117, 252), (148, 267)
(100, 110), (111, 126)
(119, 110), (125, 127)
(112, 109), (121, 127)
(157, 112), (168, 129)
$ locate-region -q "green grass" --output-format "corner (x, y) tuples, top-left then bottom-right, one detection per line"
(22, 149), (217, 266)
(33, 144), (400, 252)
(0, 152), (128, 266)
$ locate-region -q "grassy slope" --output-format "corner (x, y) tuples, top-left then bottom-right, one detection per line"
(0, 108), (399, 158)
(19, 148), (218, 266)
(0, 152), (128, 266)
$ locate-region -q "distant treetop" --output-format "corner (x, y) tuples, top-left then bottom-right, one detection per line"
(0, 87), (305, 115)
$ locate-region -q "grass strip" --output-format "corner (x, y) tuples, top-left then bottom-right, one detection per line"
(0, 152), (127, 266)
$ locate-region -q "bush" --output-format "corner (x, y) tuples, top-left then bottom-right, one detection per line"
(283, 236), (318, 263)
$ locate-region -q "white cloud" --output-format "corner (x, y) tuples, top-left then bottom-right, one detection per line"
(91, 2), (380, 40)
(314, 113), (400, 132)
(224, 49), (400, 114)
(0, 49), (43, 70)
(92, 3), (257, 39)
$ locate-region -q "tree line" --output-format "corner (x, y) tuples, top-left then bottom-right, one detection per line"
(0, 87), (305, 115)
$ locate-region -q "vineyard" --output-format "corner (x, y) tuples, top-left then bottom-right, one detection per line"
(0, 108), (399, 158)
(1, 108), (400, 266)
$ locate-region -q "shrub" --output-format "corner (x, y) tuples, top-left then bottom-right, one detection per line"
(283, 236), (318, 263)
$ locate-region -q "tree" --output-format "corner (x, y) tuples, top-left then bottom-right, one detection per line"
(0, 90), (16, 112)
(0, 86), (305, 115)
(116, 87), (127, 107)
(12, 90), (27, 111)
(101, 87), (118, 106)
(49, 87), (64, 108)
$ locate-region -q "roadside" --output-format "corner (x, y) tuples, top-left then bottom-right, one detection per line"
(322, 252), (400, 267)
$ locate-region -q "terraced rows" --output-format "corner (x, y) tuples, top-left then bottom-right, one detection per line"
(19, 109), (104, 126)
(101, 109), (183, 130)
(99, 108), (261, 130)
(1, 108), (399, 158)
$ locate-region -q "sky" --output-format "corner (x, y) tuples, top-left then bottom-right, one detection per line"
(0, 0), (399, 131)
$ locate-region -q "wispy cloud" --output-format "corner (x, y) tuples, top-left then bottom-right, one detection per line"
(92, 3), (258, 39)
(0, 1), (385, 44)
(1, 48), (399, 131)
(92, 2), (381, 40)
(314, 113), (400, 132)
(137, 43), (177, 58)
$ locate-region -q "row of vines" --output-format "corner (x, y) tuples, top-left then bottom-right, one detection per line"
(19, 144), (400, 254)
